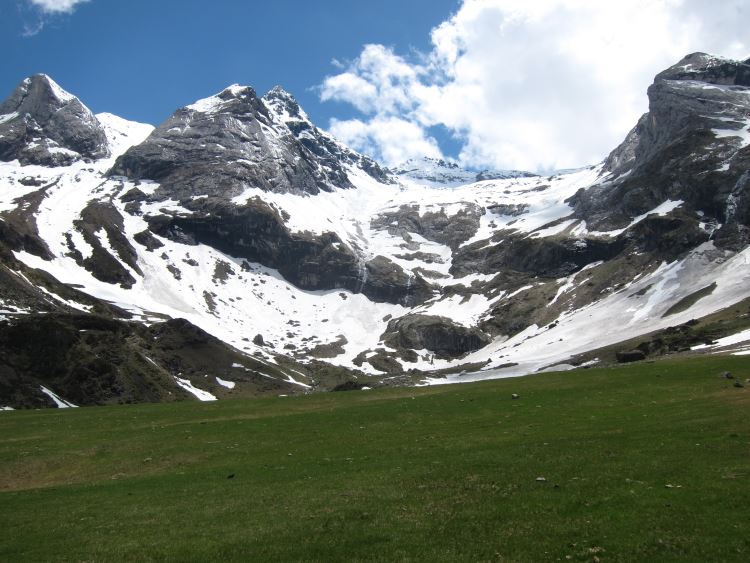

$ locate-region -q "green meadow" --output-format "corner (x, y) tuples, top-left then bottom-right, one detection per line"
(1, 356), (749, 562)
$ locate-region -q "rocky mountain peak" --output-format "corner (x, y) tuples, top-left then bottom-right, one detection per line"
(263, 85), (306, 122)
(656, 52), (750, 86)
(184, 83), (270, 120)
(604, 51), (750, 179)
(110, 82), (368, 198)
(0, 74), (75, 115)
(0, 74), (109, 166)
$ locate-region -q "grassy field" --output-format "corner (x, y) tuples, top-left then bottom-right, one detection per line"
(1, 356), (749, 562)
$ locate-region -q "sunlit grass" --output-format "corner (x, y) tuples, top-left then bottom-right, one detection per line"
(1, 355), (748, 561)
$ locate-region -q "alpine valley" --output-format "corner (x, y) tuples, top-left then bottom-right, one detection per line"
(2, 52), (750, 409)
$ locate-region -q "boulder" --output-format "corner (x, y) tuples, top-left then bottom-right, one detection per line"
(616, 350), (646, 363)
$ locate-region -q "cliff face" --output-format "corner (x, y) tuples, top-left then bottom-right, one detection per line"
(583, 53), (750, 245)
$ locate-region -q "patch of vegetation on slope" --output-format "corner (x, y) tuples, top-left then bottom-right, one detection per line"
(663, 282), (717, 317)
(0, 314), (299, 408)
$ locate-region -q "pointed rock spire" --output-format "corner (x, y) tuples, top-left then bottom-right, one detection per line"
(0, 74), (109, 166)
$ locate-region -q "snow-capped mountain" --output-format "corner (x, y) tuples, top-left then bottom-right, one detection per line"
(392, 157), (537, 187)
(2, 53), (750, 409)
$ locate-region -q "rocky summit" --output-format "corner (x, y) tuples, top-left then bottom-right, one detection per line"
(0, 74), (109, 166)
(1, 52), (750, 409)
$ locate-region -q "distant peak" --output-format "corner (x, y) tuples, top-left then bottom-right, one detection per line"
(268, 85), (287, 95)
(409, 156), (460, 168)
(674, 52), (729, 68)
(392, 155), (537, 185)
(34, 74), (77, 103)
(0, 73), (108, 166)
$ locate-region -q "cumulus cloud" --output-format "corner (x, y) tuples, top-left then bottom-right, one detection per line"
(22, 0), (90, 36)
(329, 116), (443, 165)
(319, 0), (750, 172)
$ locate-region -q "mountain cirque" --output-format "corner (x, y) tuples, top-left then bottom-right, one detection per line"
(1, 53), (750, 408)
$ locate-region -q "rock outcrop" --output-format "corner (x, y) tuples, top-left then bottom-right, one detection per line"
(382, 314), (490, 359)
(0, 74), (109, 166)
(371, 203), (483, 250)
(263, 86), (391, 184)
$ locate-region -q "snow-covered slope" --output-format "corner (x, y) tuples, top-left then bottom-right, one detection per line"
(2, 52), (750, 409)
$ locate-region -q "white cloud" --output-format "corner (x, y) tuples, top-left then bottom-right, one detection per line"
(329, 116), (443, 165)
(29, 0), (89, 14)
(320, 0), (750, 172)
(321, 44), (424, 116)
(22, 0), (89, 36)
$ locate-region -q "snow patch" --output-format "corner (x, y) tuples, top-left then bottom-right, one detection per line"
(40, 386), (78, 408)
(215, 376), (236, 389)
(692, 327), (750, 351)
(44, 75), (76, 104)
(174, 376), (217, 401)
(589, 200), (684, 237)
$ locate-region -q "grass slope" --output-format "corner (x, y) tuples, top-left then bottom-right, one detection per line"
(1, 356), (749, 562)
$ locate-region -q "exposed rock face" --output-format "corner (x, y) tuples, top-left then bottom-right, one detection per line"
(452, 234), (626, 278)
(578, 53), (750, 247)
(0, 178), (56, 259)
(110, 85), (389, 199)
(604, 54), (750, 178)
(486, 203), (529, 217)
(362, 256), (433, 306)
(263, 86), (392, 184)
(371, 203), (483, 250)
(382, 314), (490, 359)
(147, 198), (433, 305)
(0, 75), (109, 166)
(110, 85), (409, 304)
(72, 201), (142, 288)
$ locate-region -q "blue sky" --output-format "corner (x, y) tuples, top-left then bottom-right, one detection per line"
(1, 0), (460, 127)
(2, 0), (748, 171)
